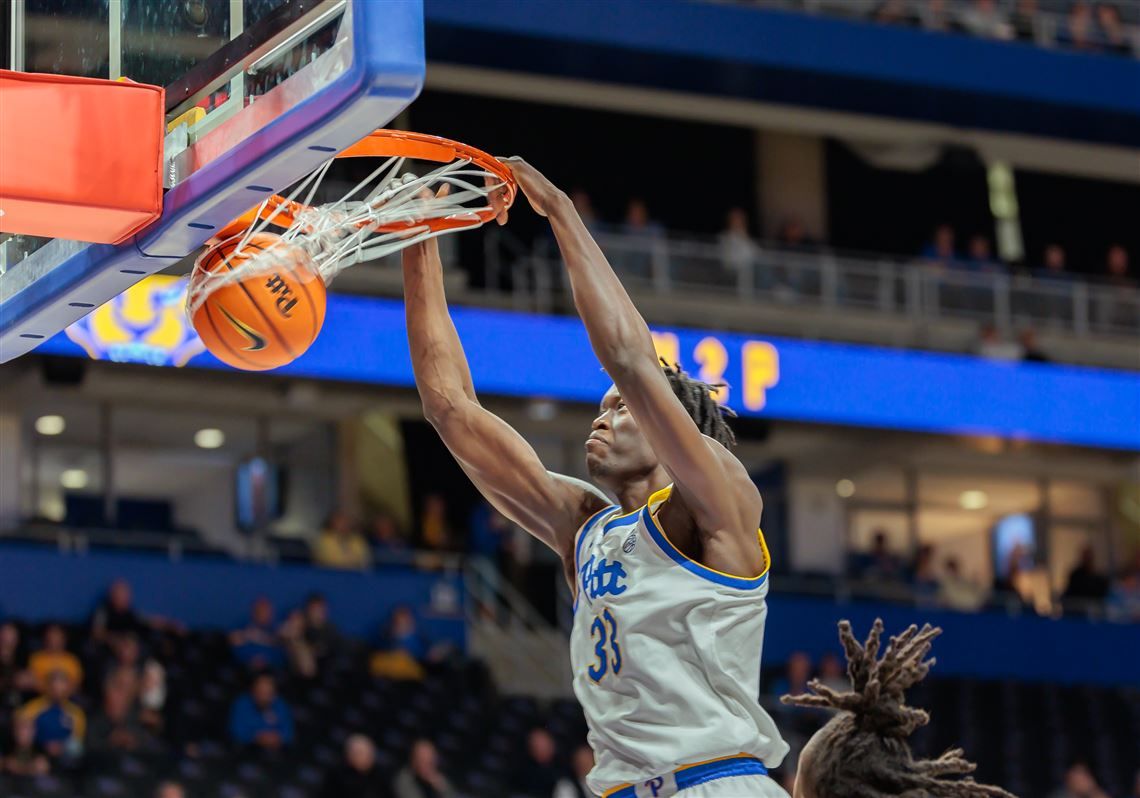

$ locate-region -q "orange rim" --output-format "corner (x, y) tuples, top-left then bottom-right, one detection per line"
(213, 130), (515, 242)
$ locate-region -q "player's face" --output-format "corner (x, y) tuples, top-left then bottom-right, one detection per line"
(585, 385), (658, 487)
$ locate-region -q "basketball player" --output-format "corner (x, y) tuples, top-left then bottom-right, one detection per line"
(401, 158), (788, 797)
(784, 620), (1014, 798)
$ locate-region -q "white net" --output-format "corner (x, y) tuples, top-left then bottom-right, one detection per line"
(186, 152), (506, 317)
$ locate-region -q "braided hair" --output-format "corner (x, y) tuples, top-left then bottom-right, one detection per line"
(782, 620), (1016, 798)
(660, 360), (736, 449)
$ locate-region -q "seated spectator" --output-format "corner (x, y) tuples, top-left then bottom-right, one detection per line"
(858, 531), (906, 581)
(1049, 760), (1111, 798)
(816, 652), (847, 695)
(88, 676), (156, 755)
(553, 744), (593, 798)
(956, 0), (1012, 39)
(922, 0), (956, 33)
(874, 0), (919, 26)
(1108, 550), (1140, 621)
(227, 671), (294, 753)
(1096, 2), (1131, 55)
(18, 669), (85, 760)
(301, 593), (342, 668)
(279, 610), (318, 680)
(1, 713), (50, 777)
(965, 234), (1001, 272)
(1019, 328), (1050, 362)
(615, 199), (666, 280)
(910, 545), (940, 603)
(1037, 243), (1069, 281)
(137, 658), (167, 735)
(420, 494), (452, 552)
(393, 738), (456, 798)
(0, 621), (35, 712)
(1061, 1), (1102, 51)
(512, 727), (561, 798)
(369, 514), (408, 557)
(1062, 545), (1109, 607)
(977, 323), (1024, 362)
(314, 511), (371, 570)
(570, 189), (601, 236)
(321, 734), (391, 798)
(1010, 0), (1040, 41)
(1105, 244), (1134, 288)
(28, 624), (83, 694)
(370, 606), (436, 681)
(90, 578), (180, 645)
(776, 217), (822, 254)
(720, 207), (759, 281)
(229, 597), (285, 671)
(993, 544), (1033, 609)
(102, 632), (146, 699)
(920, 223), (958, 268)
(938, 557), (987, 611)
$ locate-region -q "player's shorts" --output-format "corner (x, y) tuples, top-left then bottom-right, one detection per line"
(603, 755), (790, 798)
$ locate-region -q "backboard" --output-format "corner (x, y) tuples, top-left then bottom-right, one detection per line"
(0, 0), (424, 363)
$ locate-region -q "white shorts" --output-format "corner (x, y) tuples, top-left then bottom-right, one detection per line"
(678, 774), (790, 798)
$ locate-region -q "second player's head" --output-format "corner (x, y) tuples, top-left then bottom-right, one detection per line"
(585, 362), (735, 489)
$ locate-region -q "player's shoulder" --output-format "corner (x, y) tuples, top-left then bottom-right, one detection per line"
(700, 435), (762, 510)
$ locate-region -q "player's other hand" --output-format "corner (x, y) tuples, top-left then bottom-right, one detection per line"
(501, 157), (561, 220)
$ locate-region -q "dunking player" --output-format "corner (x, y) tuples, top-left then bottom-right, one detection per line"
(401, 159), (788, 798)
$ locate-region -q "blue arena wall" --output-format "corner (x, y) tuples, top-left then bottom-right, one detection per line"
(424, 0), (1140, 146)
(0, 545), (466, 649)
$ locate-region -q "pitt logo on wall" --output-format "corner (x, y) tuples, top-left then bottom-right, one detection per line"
(65, 276), (206, 367)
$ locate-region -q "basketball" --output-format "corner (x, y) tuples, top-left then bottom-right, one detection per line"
(189, 232), (326, 371)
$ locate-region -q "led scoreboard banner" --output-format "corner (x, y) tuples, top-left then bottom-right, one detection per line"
(35, 277), (1140, 452)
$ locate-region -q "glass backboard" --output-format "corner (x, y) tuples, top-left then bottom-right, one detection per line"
(0, 0), (424, 362)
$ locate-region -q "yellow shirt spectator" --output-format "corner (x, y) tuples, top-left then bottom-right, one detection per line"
(28, 624), (83, 692)
(313, 513), (371, 570)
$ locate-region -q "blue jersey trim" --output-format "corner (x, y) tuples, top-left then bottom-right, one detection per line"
(641, 504), (769, 591)
(574, 504), (618, 613)
(605, 755), (768, 798)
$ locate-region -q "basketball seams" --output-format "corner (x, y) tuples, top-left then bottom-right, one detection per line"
(288, 263), (322, 345)
(211, 236), (297, 361)
(199, 303), (265, 370)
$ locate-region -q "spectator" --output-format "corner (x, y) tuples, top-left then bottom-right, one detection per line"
(817, 652), (848, 694)
(1019, 328), (1050, 362)
(313, 511), (371, 570)
(966, 234), (1001, 272)
(369, 514), (407, 557)
(911, 545), (940, 603)
(1037, 244), (1070, 281)
(957, 0), (1012, 39)
(1010, 0), (1040, 41)
(301, 593), (342, 667)
(921, 224), (958, 268)
(553, 744), (594, 798)
(1096, 2), (1131, 55)
(28, 624), (83, 694)
(859, 531), (906, 581)
(874, 0), (918, 26)
(91, 579), (149, 644)
(0, 622), (35, 712)
(229, 597), (285, 671)
(1, 713), (50, 777)
(88, 676), (155, 755)
(18, 669), (85, 760)
(137, 658), (167, 735)
(279, 610), (318, 680)
(420, 494), (452, 551)
(994, 544), (1033, 608)
(1105, 244), (1133, 287)
(1049, 760), (1111, 798)
(922, 0), (956, 33)
(1108, 550), (1140, 621)
(616, 199), (666, 280)
(720, 207), (759, 282)
(1062, 1), (1101, 51)
(570, 189), (600, 235)
(776, 217), (822, 254)
(321, 734), (391, 798)
(371, 606), (433, 681)
(154, 783), (186, 798)
(227, 671), (295, 753)
(393, 738), (456, 798)
(938, 557), (987, 611)
(102, 633), (146, 700)
(513, 727), (561, 798)
(977, 323), (1024, 362)
(770, 651), (812, 700)
(1062, 545), (1110, 606)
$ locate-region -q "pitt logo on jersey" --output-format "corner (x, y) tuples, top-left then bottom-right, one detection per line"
(578, 555), (628, 603)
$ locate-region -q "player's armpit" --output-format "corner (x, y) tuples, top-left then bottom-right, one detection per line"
(427, 400), (610, 556)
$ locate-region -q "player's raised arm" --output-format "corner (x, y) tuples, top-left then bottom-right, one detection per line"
(401, 234), (609, 555)
(504, 158), (761, 549)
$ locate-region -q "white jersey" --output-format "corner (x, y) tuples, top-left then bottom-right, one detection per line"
(569, 485), (789, 796)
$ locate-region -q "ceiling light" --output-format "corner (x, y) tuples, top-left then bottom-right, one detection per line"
(959, 490), (988, 510)
(835, 479), (856, 499)
(35, 415), (66, 435)
(194, 428), (225, 449)
(60, 469), (88, 490)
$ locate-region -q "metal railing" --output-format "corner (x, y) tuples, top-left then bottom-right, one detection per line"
(518, 232), (1140, 341)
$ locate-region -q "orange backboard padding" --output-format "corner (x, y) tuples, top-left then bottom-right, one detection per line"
(0, 70), (164, 244)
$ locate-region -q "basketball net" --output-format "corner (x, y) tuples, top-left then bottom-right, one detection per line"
(186, 140), (510, 319)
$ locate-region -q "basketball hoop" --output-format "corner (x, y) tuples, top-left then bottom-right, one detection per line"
(186, 130), (515, 318)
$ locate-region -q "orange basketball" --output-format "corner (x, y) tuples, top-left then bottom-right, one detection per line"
(189, 232), (326, 371)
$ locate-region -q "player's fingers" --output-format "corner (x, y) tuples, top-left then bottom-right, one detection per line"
(436, 182), (451, 199)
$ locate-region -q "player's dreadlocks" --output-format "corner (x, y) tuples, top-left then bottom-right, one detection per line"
(660, 360), (736, 449)
(782, 620), (1017, 798)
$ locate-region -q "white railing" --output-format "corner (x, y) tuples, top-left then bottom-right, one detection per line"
(519, 232), (1140, 341)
